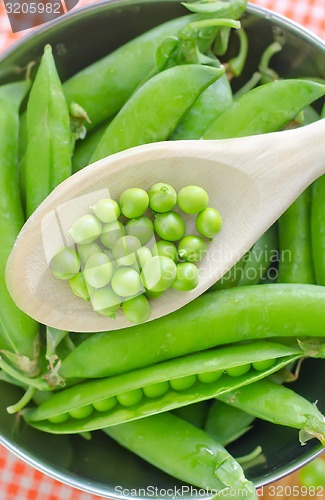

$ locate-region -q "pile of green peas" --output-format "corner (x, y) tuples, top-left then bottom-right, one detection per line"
(47, 356), (276, 424)
(50, 182), (222, 324)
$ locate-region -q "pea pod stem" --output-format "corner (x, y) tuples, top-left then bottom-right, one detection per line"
(227, 28), (248, 78)
(187, 18), (240, 30)
(0, 356), (50, 391)
(7, 386), (36, 414)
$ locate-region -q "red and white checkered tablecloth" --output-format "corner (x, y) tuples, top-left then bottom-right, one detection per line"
(0, 0), (324, 499)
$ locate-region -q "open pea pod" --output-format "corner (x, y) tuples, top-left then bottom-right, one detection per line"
(24, 340), (315, 433)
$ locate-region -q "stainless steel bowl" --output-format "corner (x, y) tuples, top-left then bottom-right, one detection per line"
(1, 2), (325, 497)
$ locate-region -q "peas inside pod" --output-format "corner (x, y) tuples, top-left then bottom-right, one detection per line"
(50, 182), (222, 324)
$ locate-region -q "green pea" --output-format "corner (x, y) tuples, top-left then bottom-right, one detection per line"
(152, 240), (178, 263)
(226, 363), (251, 377)
(91, 198), (120, 223)
(149, 182), (177, 212)
(154, 211), (185, 241)
(252, 358), (276, 371)
(78, 242), (102, 264)
(178, 235), (207, 263)
(170, 374), (197, 391)
(112, 235), (142, 266)
(143, 381), (170, 398)
(50, 247), (80, 280)
(196, 208), (223, 239)
(70, 272), (91, 300)
(68, 214), (102, 245)
(197, 371), (223, 384)
(100, 220), (125, 249)
(123, 294), (151, 324)
(136, 246), (152, 269)
(111, 267), (142, 297)
(69, 404), (94, 419)
(102, 248), (118, 272)
(141, 256), (177, 292)
(119, 188), (149, 218)
(172, 262), (199, 291)
(125, 216), (154, 245)
(48, 413), (70, 424)
(117, 388), (143, 407)
(93, 396), (117, 412)
(177, 185), (209, 214)
(83, 252), (114, 288)
(145, 289), (162, 299)
(91, 287), (121, 317)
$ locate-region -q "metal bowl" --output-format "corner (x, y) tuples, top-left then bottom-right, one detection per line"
(1, 1), (325, 497)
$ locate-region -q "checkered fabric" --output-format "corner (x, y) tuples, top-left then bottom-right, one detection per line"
(0, 0), (324, 499)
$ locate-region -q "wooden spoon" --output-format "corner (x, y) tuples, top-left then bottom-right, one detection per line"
(6, 119), (325, 332)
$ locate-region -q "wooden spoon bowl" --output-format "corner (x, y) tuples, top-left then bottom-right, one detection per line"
(6, 119), (325, 332)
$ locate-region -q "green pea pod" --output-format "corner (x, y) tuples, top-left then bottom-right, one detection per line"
(208, 253), (248, 290)
(238, 225), (278, 286)
(278, 187), (315, 284)
(72, 121), (108, 173)
(205, 400), (255, 446)
(173, 401), (210, 428)
(104, 412), (257, 497)
(218, 378), (325, 446)
(170, 74), (233, 140)
(311, 176), (325, 285)
(203, 80), (325, 139)
(24, 340), (317, 431)
(182, 0), (247, 17)
(311, 99), (325, 284)
(24, 45), (71, 217)
(0, 80), (39, 363)
(91, 64), (224, 162)
(59, 284), (325, 380)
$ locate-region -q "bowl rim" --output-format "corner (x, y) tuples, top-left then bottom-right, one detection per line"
(1, 1), (325, 497)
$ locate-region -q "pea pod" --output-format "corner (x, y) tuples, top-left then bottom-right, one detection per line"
(238, 225), (278, 286)
(24, 340), (317, 432)
(59, 284), (325, 380)
(205, 400), (255, 446)
(104, 412), (257, 497)
(217, 378), (325, 446)
(203, 80), (325, 139)
(278, 187), (315, 284)
(311, 176), (325, 285)
(72, 121), (108, 173)
(311, 96), (325, 285)
(24, 45), (71, 217)
(62, 0), (247, 130)
(209, 253), (248, 290)
(90, 64), (224, 162)
(170, 74), (233, 140)
(62, 15), (194, 130)
(173, 401), (209, 428)
(0, 80), (39, 364)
